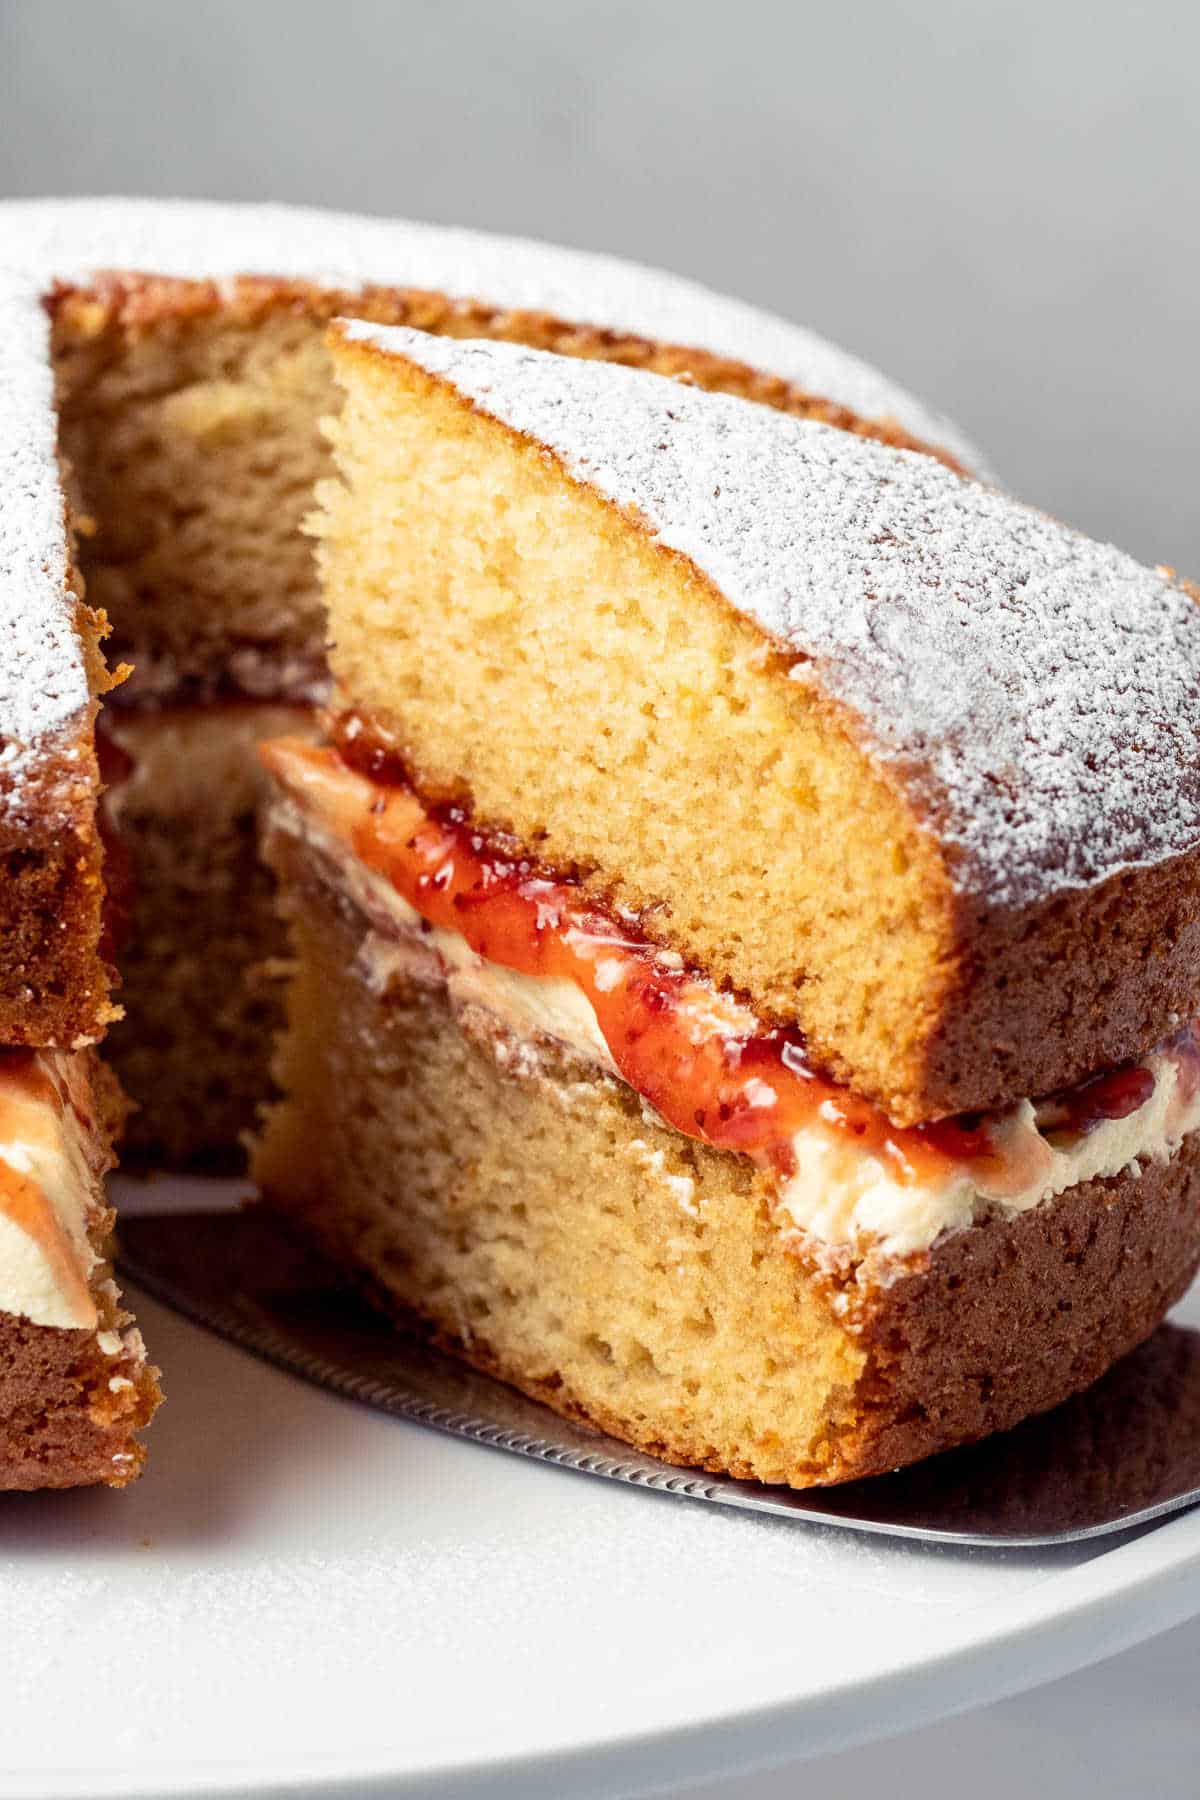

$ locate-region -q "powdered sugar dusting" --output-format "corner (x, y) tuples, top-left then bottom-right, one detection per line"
(0, 269), (90, 818)
(0, 196), (985, 829)
(2, 196), (981, 465)
(352, 324), (1200, 908)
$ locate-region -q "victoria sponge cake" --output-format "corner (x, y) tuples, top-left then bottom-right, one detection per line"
(0, 481), (159, 1484)
(252, 324), (1200, 1487)
(5, 196), (978, 1172)
(0, 196), (981, 1485)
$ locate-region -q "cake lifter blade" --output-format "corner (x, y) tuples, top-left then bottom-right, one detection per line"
(117, 1207), (1200, 1549)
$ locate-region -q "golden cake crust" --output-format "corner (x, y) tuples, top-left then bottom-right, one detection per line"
(844, 1143), (1200, 1479)
(0, 1309), (160, 1490)
(0, 611), (117, 1050)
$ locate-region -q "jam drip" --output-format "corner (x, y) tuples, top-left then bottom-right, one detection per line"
(264, 733), (1177, 1189)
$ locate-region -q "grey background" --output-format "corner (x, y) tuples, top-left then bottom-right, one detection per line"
(2, 4), (1198, 1795)
(2, 0), (1197, 572)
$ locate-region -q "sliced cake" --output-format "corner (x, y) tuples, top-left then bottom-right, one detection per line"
(253, 325), (1200, 1487)
(0, 437), (159, 1483)
(5, 196), (984, 1168)
(1, 197), (983, 1489)
(0, 1047), (158, 1488)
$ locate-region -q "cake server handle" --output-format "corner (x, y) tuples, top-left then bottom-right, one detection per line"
(116, 1207), (1200, 1550)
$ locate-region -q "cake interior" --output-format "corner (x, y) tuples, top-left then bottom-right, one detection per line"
(24, 270), (1200, 1490)
(48, 276), (960, 1166)
(100, 704), (314, 1168)
(314, 337), (952, 1123)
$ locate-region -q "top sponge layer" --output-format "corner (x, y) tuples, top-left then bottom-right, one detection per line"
(340, 321), (1200, 912)
(318, 323), (1200, 1122)
(0, 195), (985, 1046)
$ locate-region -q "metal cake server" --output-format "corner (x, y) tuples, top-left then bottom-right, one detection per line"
(117, 1207), (1200, 1550)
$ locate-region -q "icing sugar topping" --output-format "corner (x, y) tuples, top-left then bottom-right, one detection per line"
(0, 195), (984, 824)
(1, 197), (979, 463)
(0, 271), (89, 815)
(345, 322), (1200, 907)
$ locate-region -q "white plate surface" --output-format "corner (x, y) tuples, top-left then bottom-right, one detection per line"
(4, 1173), (1200, 1800)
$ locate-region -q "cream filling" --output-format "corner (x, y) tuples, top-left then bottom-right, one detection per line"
(274, 799), (1200, 1262)
(104, 703), (316, 823)
(0, 1054), (101, 1330)
(776, 1055), (1200, 1262)
(275, 796), (621, 1074)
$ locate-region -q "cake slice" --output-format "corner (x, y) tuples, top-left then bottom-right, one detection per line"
(0, 1046), (158, 1488)
(253, 325), (1200, 1487)
(6, 195), (986, 1169)
(0, 381), (159, 1485)
(0, 196), (975, 1486)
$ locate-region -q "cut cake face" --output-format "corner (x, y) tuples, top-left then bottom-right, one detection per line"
(251, 325), (1200, 1487)
(0, 196), (987, 1487)
(313, 322), (1200, 1123)
(2, 196), (986, 1156)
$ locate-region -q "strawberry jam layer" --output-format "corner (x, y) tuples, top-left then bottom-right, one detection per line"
(260, 734), (1187, 1192)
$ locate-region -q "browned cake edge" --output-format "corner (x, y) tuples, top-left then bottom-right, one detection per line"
(46, 274), (971, 474)
(0, 581), (119, 1049)
(0, 1310), (160, 1491)
(915, 851), (1200, 1126)
(265, 1147), (1200, 1490)
(844, 1142), (1200, 1478)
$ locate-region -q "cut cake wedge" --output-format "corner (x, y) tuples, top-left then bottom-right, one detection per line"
(252, 326), (1200, 1487)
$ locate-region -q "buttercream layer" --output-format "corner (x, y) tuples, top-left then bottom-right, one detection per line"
(262, 738), (1200, 1264)
(0, 1049), (113, 1329)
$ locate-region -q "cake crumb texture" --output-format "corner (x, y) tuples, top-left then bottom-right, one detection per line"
(0, 1311), (159, 1490)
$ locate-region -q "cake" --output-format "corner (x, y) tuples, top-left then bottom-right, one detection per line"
(0, 516), (158, 1484)
(252, 324), (1200, 1487)
(5, 196), (982, 1172)
(0, 196), (983, 1487)
(0, 1049), (157, 1488)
